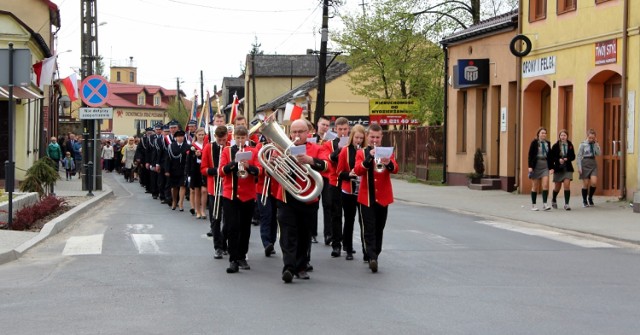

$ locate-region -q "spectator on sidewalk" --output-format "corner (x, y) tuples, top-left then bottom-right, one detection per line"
(46, 136), (62, 171)
(122, 137), (137, 183)
(527, 127), (553, 211)
(550, 129), (576, 210)
(101, 141), (114, 172)
(577, 129), (601, 207)
(61, 151), (75, 181)
(72, 136), (83, 179)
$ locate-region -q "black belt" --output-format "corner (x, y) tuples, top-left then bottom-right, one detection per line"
(583, 156), (595, 159)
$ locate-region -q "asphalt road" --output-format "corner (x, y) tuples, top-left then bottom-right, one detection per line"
(1, 173), (639, 334)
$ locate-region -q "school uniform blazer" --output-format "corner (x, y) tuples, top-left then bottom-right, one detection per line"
(354, 146), (398, 207)
(527, 139), (553, 170)
(200, 142), (225, 196)
(274, 141), (329, 204)
(323, 137), (341, 187)
(219, 145), (260, 202)
(549, 140), (576, 172)
(336, 145), (359, 194)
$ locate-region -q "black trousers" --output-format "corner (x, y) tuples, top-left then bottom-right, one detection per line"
(149, 170), (158, 196)
(341, 193), (360, 253)
(329, 185), (343, 248)
(208, 194), (226, 251)
(317, 177), (332, 239)
(222, 198), (254, 263)
(359, 202), (388, 261)
(156, 168), (166, 200)
(277, 199), (319, 273)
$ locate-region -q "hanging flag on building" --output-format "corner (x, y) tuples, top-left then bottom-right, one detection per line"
(283, 102), (303, 122)
(230, 93), (239, 124)
(61, 73), (79, 101)
(32, 55), (57, 90)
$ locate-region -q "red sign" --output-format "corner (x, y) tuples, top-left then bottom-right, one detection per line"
(369, 114), (420, 125)
(595, 39), (617, 65)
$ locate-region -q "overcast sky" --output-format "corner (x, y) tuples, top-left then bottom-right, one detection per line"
(52, 0), (362, 96)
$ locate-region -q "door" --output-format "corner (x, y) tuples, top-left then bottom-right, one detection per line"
(602, 80), (622, 196)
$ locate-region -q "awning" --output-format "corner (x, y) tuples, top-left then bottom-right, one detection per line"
(0, 86), (44, 99)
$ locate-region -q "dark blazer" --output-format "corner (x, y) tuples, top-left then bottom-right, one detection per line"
(163, 141), (189, 177)
(549, 140), (576, 172)
(527, 139), (553, 170)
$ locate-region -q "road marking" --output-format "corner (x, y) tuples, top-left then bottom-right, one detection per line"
(405, 230), (467, 249)
(131, 234), (164, 254)
(126, 224), (154, 234)
(475, 220), (619, 248)
(62, 234), (104, 256)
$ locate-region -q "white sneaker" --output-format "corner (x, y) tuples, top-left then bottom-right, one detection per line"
(564, 204), (571, 211)
(531, 205), (539, 211)
(543, 204), (551, 211)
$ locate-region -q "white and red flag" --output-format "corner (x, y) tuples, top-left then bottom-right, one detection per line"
(283, 103), (303, 122)
(32, 56), (57, 89)
(61, 73), (79, 101)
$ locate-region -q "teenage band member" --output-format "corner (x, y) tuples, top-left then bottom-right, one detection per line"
(187, 127), (208, 219)
(527, 127), (553, 211)
(326, 117), (350, 257)
(164, 130), (189, 211)
(336, 124), (367, 260)
(577, 129), (600, 207)
(277, 119), (329, 283)
(219, 126), (261, 273)
(314, 116), (332, 245)
(355, 123), (398, 273)
(255, 139), (279, 257)
(201, 126), (228, 259)
(550, 129), (576, 210)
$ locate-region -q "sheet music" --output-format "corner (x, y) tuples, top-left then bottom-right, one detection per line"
(374, 147), (393, 159)
(290, 145), (307, 156)
(338, 136), (349, 148)
(235, 151), (252, 162)
(307, 137), (317, 144)
(323, 131), (338, 141)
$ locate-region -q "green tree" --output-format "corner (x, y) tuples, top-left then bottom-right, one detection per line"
(335, 0), (444, 125)
(412, 0), (518, 33)
(166, 96), (189, 128)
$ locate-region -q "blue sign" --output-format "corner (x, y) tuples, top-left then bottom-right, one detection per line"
(453, 59), (490, 89)
(81, 75), (110, 107)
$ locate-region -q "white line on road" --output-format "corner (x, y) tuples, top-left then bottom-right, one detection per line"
(405, 230), (467, 249)
(131, 234), (164, 254)
(62, 234), (104, 256)
(474, 220), (619, 248)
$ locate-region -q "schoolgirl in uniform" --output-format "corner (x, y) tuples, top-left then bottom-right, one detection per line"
(577, 129), (600, 207)
(549, 129), (576, 210)
(527, 127), (553, 211)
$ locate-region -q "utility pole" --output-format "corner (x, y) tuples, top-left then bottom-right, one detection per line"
(81, 0), (101, 190)
(315, 0), (330, 124)
(176, 77), (182, 115)
(359, 0), (367, 16)
(200, 70), (204, 105)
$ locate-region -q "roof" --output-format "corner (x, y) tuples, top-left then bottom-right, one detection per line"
(41, 0), (60, 27)
(106, 82), (176, 109)
(256, 62), (351, 113)
(249, 54), (321, 77)
(440, 10), (518, 45)
(222, 76), (244, 88)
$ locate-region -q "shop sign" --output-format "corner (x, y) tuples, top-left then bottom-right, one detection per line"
(453, 59), (490, 88)
(522, 56), (556, 78)
(595, 39), (617, 65)
(369, 99), (420, 125)
(327, 115), (370, 127)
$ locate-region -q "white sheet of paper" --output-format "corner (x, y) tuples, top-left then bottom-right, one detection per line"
(290, 145), (307, 156)
(338, 136), (349, 148)
(374, 147), (393, 159)
(235, 151), (253, 162)
(306, 137), (317, 144)
(323, 131), (337, 141)
(230, 139), (236, 146)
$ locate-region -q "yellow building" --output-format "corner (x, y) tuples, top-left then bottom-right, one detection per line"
(0, 1), (60, 181)
(520, 0), (638, 200)
(441, 11), (520, 191)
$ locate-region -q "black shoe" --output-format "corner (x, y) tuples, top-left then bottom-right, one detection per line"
(588, 199), (595, 206)
(306, 263), (314, 272)
(311, 236), (318, 244)
(237, 259), (250, 270)
(282, 270), (293, 283)
(213, 249), (223, 259)
(265, 243), (274, 257)
(206, 230), (213, 237)
(295, 271), (310, 280)
(369, 259), (378, 273)
(331, 246), (341, 258)
(226, 261), (239, 273)
(346, 253), (354, 261)
(222, 249), (228, 256)
(152, 196), (158, 200)
(324, 235), (331, 245)
(189, 208), (195, 216)
(251, 218), (259, 226)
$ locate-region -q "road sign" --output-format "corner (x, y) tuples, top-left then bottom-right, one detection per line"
(79, 107), (113, 119)
(81, 75), (110, 107)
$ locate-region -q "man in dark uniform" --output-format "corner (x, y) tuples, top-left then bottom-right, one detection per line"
(148, 123), (163, 199)
(155, 124), (171, 204)
(135, 127), (153, 192)
(276, 119), (329, 283)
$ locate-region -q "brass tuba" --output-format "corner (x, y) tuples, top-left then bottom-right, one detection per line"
(257, 119), (323, 202)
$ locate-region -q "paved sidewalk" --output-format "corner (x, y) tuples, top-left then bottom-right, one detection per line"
(391, 178), (639, 244)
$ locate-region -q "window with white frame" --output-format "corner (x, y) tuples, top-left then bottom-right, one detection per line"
(138, 93), (145, 106)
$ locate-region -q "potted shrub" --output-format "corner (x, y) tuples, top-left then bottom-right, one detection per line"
(468, 148), (485, 184)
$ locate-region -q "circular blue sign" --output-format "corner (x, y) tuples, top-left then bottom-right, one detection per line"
(81, 75), (110, 107)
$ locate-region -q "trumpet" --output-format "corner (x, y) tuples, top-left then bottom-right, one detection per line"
(374, 145), (385, 173)
(237, 144), (249, 179)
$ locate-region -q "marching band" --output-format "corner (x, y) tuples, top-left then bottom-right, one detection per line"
(132, 112), (398, 283)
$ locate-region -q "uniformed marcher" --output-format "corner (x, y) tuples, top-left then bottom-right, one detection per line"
(164, 130), (189, 211)
(201, 126), (229, 258)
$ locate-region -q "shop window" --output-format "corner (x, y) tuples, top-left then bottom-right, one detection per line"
(529, 0), (547, 22)
(134, 119), (147, 130)
(557, 0), (576, 14)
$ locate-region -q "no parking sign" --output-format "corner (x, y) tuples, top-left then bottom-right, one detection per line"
(81, 75), (110, 107)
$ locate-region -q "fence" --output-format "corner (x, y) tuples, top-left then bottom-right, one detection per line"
(382, 126), (444, 183)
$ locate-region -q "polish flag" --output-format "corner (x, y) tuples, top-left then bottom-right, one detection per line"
(32, 56), (57, 89)
(283, 103), (303, 122)
(61, 73), (79, 101)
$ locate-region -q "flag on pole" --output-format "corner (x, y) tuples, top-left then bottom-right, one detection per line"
(230, 93), (239, 124)
(32, 56), (57, 90)
(208, 91), (214, 125)
(283, 103), (303, 122)
(190, 91), (198, 122)
(197, 92), (209, 128)
(61, 73), (79, 101)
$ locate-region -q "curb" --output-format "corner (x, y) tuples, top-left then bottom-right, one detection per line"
(0, 188), (114, 265)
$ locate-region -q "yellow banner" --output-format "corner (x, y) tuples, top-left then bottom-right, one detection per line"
(369, 99), (419, 115)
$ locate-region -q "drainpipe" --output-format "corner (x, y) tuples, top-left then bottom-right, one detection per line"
(442, 44), (449, 184)
(515, 0), (523, 192)
(620, 0), (629, 200)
